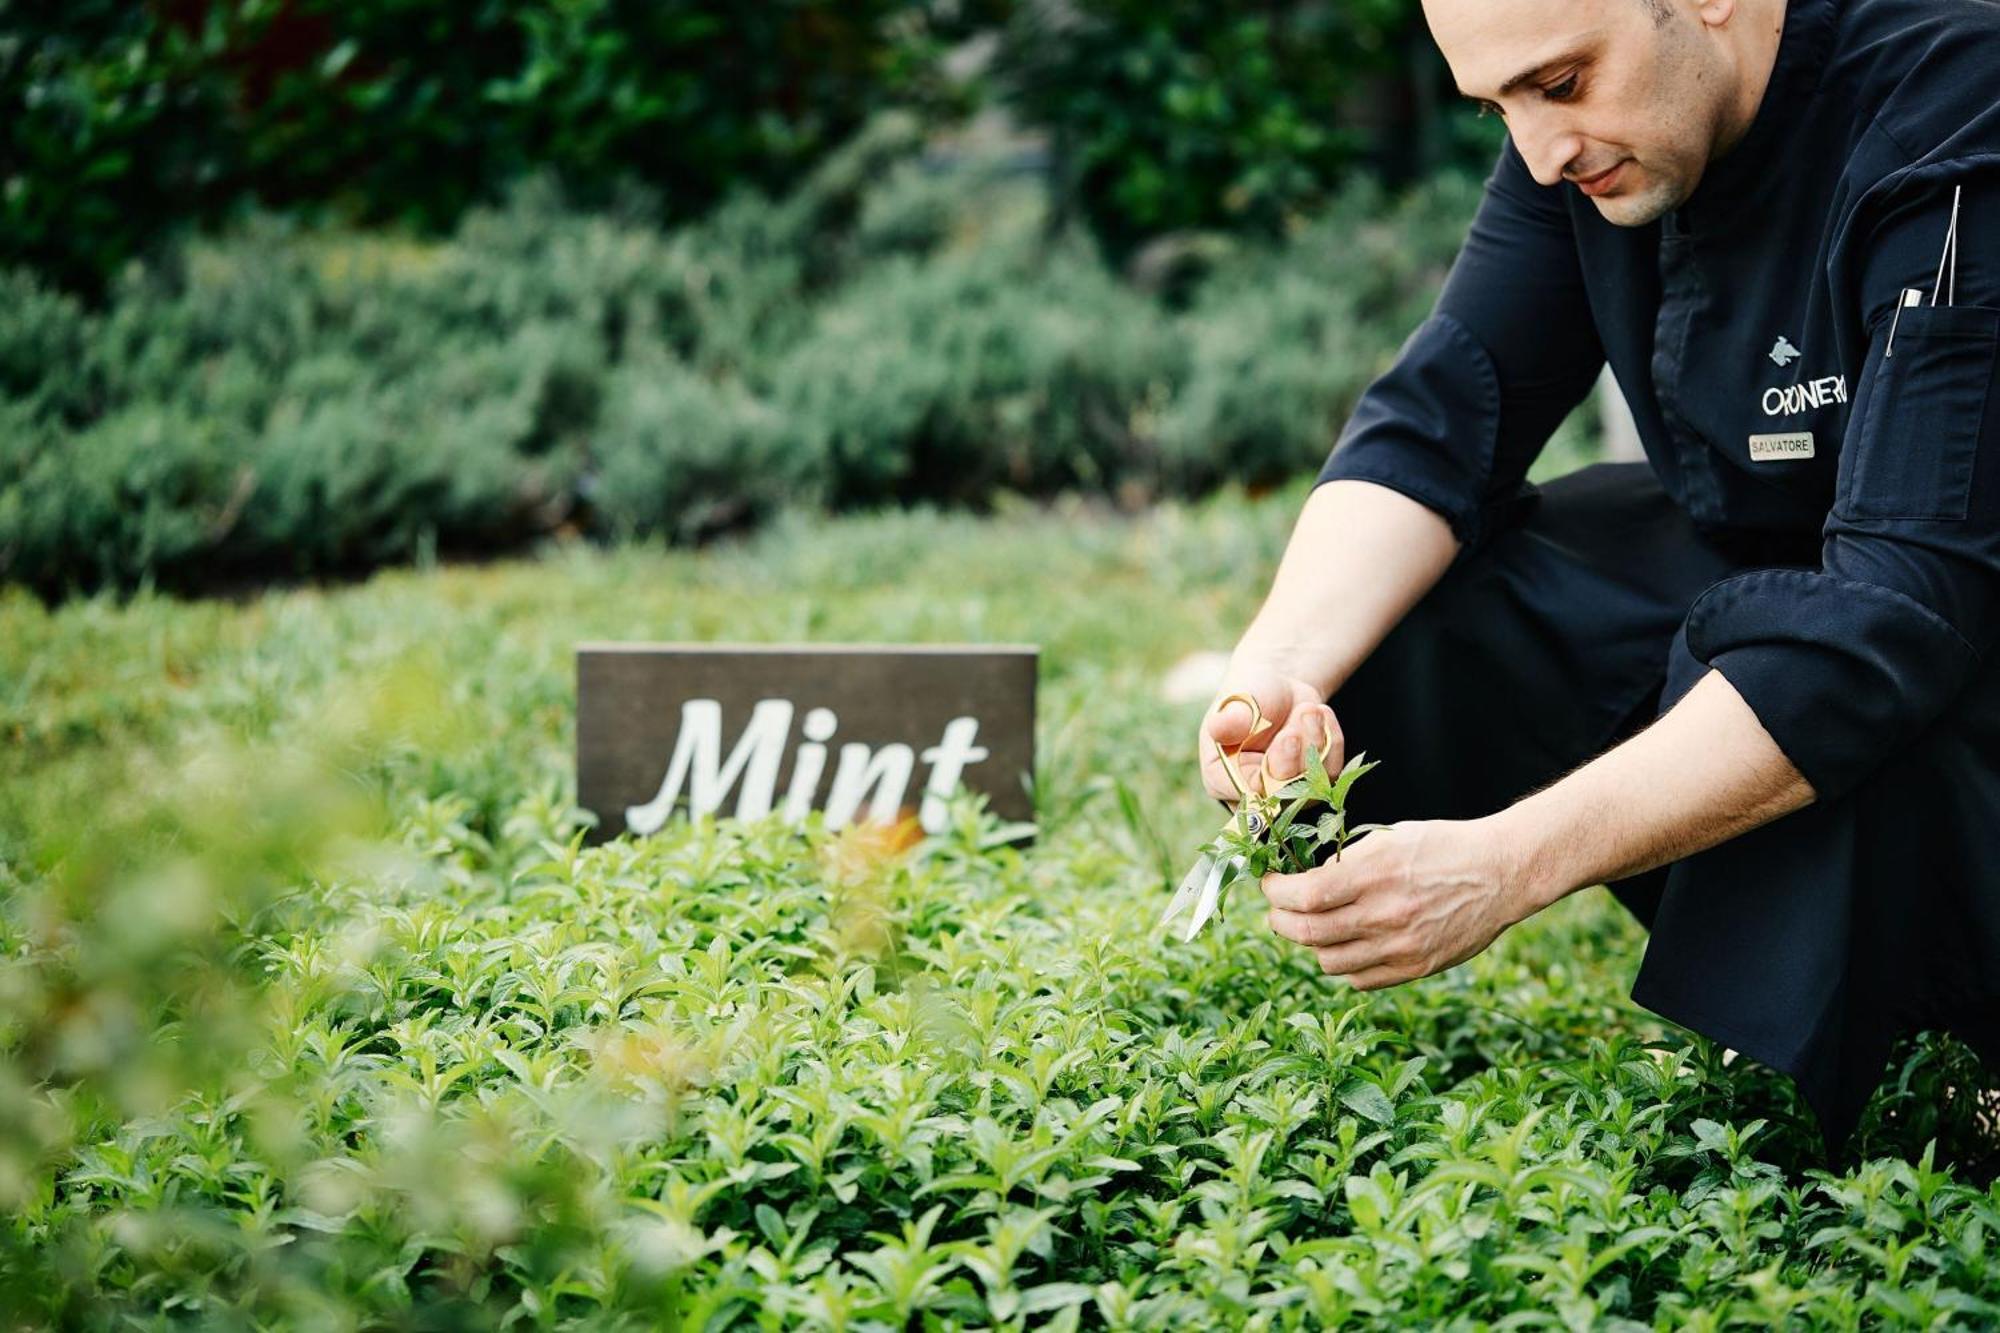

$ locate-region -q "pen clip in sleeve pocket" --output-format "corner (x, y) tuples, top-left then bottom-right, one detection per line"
(1836, 304), (1999, 523)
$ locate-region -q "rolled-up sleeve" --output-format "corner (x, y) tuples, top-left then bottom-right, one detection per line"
(1314, 138), (1605, 552)
(1686, 167), (2000, 802)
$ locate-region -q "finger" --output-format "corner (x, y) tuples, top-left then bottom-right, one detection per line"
(1314, 939), (1401, 978)
(1265, 903), (1368, 947)
(1339, 964), (1415, 992)
(1283, 706), (1351, 786)
(1257, 726), (1304, 794)
(1202, 697), (1278, 800)
(1260, 864), (1362, 914)
(1261, 705), (1338, 791)
(1203, 747), (1268, 802)
(1315, 705), (1346, 773)
(1299, 703), (1342, 772)
(1204, 694), (1264, 747)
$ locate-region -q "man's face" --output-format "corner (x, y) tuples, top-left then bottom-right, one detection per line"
(1423, 0), (1738, 226)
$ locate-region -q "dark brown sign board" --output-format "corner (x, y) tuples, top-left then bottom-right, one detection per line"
(576, 643), (1038, 845)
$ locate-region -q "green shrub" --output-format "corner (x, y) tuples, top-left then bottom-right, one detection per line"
(86, 228), (327, 441)
(991, 0), (1501, 256)
(0, 406), (244, 593)
(246, 326), (597, 574)
(1160, 279), (1378, 493)
(0, 129), (1503, 596)
(588, 359), (805, 544)
(0, 271), (98, 426)
(770, 237), (1181, 507)
(1160, 173), (1483, 492)
(3, 2), (969, 290)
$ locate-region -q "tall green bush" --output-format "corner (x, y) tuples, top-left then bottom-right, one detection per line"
(991, 0), (1498, 255)
(246, 325), (596, 573)
(2, 1), (966, 291)
(0, 272), (99, 426)
(8, 1), (1507, 294)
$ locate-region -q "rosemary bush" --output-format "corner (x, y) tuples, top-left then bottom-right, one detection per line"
(0, 120), (1483, 599)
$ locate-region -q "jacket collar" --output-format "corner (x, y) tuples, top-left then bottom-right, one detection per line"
(1675, 0), (1841, 229)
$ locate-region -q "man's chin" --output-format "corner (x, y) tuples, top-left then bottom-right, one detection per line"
(1587, 175), (1684, 228)
(1592, 189), (1672, 226)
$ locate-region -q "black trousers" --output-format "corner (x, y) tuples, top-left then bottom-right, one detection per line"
(1329, 462), (2000, 1157)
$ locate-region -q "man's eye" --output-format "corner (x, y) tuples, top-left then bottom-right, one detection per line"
(1476, 100), (1505, 119)
(1544, 72), (1581, 102)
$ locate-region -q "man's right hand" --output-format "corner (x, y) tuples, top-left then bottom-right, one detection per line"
(1198, 665), (1344, 804)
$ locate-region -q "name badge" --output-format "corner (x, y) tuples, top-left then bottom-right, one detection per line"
(1748, 431), (1815, 461)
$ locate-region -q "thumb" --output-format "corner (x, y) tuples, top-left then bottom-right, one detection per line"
(1207, 693), (1260, 746)
(1200, 696), (1280, 748)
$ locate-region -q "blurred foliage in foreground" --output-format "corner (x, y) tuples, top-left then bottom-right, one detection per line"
(4, 485), (2000, 1326)
(0, 115), (1567, 599)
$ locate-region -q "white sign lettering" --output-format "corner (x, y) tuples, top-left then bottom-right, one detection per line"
(624, 699), (990, 837)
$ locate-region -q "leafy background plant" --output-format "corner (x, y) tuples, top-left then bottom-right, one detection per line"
(4, 0), (1490, 292)
(1, 0), (970, 292)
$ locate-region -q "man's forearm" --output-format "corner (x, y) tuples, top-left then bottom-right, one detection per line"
(1232, 479), (1461, 698)
(1488, 668), (1817, 915)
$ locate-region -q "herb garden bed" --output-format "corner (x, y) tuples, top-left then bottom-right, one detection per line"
(4, 485), (1998, 1328)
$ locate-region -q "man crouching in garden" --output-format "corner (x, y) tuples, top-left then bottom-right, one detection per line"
(1196, 0), (2000, 1158)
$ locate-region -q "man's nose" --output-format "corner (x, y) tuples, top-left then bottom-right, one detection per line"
(1512, 116), (1587, 189)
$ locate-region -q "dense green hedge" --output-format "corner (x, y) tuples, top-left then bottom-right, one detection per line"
(0, 120), (1512, 598)
(991, 0), (1502, 255)
(3, 0), (968, 291)
(5, 1), (1498, 291)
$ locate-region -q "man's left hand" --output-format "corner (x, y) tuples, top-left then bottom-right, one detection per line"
(1259, 818), (1540, 990)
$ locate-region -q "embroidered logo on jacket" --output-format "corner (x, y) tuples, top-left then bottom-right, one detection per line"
(1762, 375), (1847, 417)
(1768, 336), (1802, 367)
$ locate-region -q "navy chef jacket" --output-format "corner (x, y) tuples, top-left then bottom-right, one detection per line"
(1315, 0), (2000, 1153)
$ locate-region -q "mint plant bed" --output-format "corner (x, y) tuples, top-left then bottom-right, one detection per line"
(5, 489), (2000, 1328)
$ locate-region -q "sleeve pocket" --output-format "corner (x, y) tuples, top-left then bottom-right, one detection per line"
(1838, 304), (1998, 522)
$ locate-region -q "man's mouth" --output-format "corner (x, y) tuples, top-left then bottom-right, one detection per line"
(1572, 160), (1630, 197)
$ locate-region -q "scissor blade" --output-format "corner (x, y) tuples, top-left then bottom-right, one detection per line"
(1159, 851), (1215, 931)
(1183, 852), (1240, 941)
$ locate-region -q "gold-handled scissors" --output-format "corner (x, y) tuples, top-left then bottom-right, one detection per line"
(1159, 692), (1332, 941)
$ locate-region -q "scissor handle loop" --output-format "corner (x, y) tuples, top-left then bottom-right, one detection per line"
(1211, 691), (1273, 803)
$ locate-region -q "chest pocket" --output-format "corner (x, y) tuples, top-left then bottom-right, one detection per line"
(1838, 304), (1999, 522)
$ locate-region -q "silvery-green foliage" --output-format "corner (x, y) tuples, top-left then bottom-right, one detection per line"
(769, 235), (1182, 507)
(1158, 174), (1485, 495)
(0, 269), (97, 426)
(0, 403), (245, 591)
(0, 122), (1494, 598)
(589, 358), (811, 545)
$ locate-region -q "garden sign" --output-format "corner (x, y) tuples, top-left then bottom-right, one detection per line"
(576, 643), (1037, 844)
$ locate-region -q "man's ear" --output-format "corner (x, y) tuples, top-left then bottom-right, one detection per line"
(1695, 0), (1738, 30)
